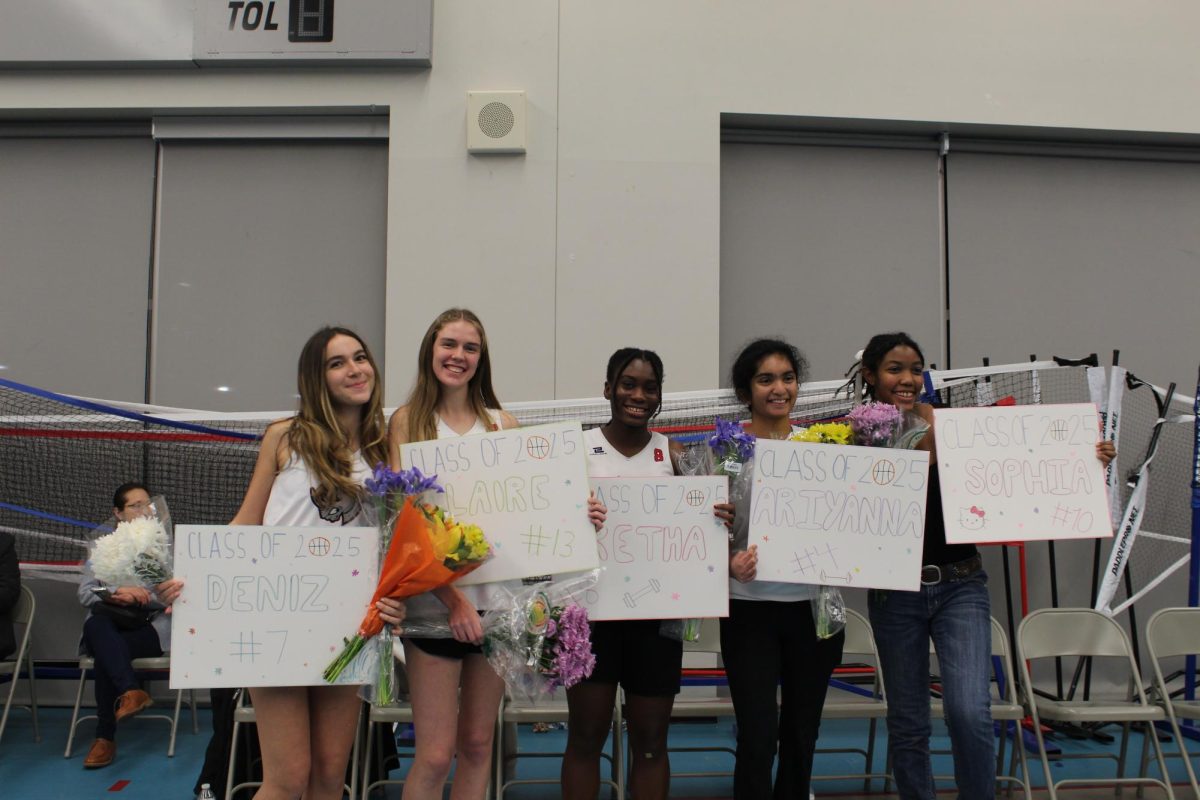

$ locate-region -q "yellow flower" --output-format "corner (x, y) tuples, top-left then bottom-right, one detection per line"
(790, 423), (852, 445)
(464, 526), (490, 560)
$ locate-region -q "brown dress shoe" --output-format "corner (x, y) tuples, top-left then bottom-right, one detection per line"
(83, 738), (116, 768)
(115, 688), (153, 722)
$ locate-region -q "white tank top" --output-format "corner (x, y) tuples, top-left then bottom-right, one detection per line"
(263, 451), (372, 527)
(435, 411), (498, 438)
(583, 426), (674, 478)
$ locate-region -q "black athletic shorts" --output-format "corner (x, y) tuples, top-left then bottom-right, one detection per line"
(583, 619), (682, 696)
(403, 636), (482, 660)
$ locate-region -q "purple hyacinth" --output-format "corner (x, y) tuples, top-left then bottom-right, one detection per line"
(708, 418), (755, 462)
(847, 402), (903, 447)
(365, 463), (443, 497)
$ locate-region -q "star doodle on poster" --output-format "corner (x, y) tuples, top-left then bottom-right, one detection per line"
(214, 667), (223, 676)
(188, 627), (196, 635)
(564, 479), (572, 486)
(671, 592), (680, 600)
(352, 569), (360, 577)
(707, 566), (716, 573)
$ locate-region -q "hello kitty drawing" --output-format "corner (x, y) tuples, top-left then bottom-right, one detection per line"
(959, 505), (987, 531)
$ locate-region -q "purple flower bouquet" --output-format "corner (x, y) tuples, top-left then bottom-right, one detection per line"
(707, 417), (756, 503)
(847, 402), (929, 449)
(480, 573), (598, 699)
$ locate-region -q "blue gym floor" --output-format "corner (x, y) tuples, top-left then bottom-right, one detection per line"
(0, 706), (1195, 798)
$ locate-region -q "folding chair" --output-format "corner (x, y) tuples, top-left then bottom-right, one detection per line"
(1017, 607), (1175, 800)
(359, 700), (414, 799)
(0, 585), (39, 746)
(65, 654), (197, 757)
(929, 617), (1030, 799)
(1145, 607), (1200, 797)
(813, 608), (891, 792)
(667, 617), (736, 779)
(495, 687), (623, 800)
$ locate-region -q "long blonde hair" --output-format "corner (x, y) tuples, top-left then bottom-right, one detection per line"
(406, 309), (502, 443)
(287, 326), (388, 507)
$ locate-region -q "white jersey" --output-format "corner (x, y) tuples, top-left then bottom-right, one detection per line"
(583, 426), (674, 478)
(263, 451), (372, 528)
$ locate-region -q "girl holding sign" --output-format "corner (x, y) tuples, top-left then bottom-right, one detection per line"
(721, 338), (846, 800)
(861, 332), (1114, 800)
(562, 347), (733, 800)
(228, 326), (399, 800)
(384, 308), (519, 800)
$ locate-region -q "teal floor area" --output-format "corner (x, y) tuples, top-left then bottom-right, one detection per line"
(0, 706), (1196, 799)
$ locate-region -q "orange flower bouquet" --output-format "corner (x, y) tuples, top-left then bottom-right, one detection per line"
(323, 466), (491, 703)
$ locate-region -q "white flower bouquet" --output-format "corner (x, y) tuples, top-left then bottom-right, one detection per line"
(88, 498), (173, 587)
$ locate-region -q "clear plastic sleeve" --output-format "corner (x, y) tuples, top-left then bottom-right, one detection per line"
(811, 584), (846, 640)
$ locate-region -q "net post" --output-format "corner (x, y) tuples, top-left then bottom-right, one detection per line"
(1188, 364), (1200, 704)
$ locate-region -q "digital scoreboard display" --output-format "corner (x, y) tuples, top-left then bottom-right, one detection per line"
(289, 0), (334, 43)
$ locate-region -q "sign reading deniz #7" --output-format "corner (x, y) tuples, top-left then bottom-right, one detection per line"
(226, 0), (334, 42)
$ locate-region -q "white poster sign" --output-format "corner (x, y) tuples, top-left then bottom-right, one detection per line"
(400, 421), (598, 584)
(934, 403), (1113, 544)
(170, 525), (380, 689)
(749, 440), (929, 591)
(583, 476), (730, 621)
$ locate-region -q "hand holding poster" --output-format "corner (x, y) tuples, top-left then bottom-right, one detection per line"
(584, 476), (729, 621)
(750, 439), (929, 591)
(934, 403), (1112, 544)
(399, 421), (598, 584)
(170, 525), (380, 689)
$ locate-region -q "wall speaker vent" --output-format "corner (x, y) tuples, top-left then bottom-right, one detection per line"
(467, 91), (526, 154)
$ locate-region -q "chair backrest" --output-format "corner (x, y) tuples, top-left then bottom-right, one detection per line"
(683, 618), (721, 654)
(1018, 608), (1132, 661)
(1147, 607), (1200, 662)
(13, 585), (34, 627)
(841, 608), (877, 661)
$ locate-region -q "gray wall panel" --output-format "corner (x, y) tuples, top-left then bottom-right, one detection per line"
(153, 140), (387, 411)
(0, 137), (155, 401)
(720, 144), (945, 384)
(947, 152), (1200, 387)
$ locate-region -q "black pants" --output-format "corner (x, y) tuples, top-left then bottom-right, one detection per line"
(719, 598), (844, 800)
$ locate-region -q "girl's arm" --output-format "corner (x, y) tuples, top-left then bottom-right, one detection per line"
(230, 421), (289, 526)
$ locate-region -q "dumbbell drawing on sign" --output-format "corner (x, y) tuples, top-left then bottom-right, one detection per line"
(624, 578), (661, 608)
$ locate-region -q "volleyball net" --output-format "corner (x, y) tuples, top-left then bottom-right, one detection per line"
(1, 359), (1196, 615)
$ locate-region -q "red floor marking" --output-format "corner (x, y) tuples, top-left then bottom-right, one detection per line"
(108, 779), (131, 792)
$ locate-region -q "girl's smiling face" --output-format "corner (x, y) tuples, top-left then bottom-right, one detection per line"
(323, 333), (375, 409)
(431, 320), (483, 389)
(865, 344), (924, 411)
(748, 353), (798, 422)
(606, 358), (661, 428)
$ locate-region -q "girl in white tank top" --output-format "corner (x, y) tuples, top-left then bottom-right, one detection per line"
(383, 310), (521, 800)
(222, 326), (394, 800)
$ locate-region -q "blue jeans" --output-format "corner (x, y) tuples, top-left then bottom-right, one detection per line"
(868, 572), (994, 800)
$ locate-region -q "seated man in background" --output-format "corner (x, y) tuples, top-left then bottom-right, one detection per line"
(77, 482), (182, 769)
(0, 530), (19, 660)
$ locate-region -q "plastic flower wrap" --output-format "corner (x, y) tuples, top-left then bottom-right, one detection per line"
(323, 465), (493, 703)
(401, 572), (599, 700)
(88, 498), (173, 587)
(708, 418), (755, 504)
(789, 422), (853, 445)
